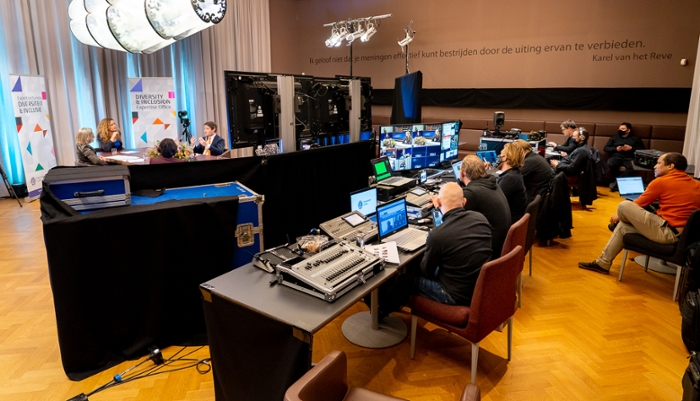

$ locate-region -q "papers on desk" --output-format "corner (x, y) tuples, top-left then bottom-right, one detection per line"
(364, 242), (400, 264)
(120, 150), (137, 154)
(104, 155), (141, 162)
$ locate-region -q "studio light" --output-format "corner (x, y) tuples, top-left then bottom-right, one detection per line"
(68, 0), (227, 54)
(360, 21), (376, 42)
(398, 20), (415, 50)
(323, 13), (391, 47)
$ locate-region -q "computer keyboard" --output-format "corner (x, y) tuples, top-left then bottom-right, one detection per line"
(393, 229), (426, 247)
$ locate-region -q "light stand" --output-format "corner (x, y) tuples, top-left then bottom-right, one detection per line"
(0, 163), (22, 207)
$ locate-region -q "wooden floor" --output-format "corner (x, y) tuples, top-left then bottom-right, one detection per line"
(0, 188), (689, 401)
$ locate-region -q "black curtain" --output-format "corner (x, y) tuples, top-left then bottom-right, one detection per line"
(375, 87), (691, 113)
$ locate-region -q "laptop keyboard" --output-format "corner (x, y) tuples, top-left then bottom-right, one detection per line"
(393, 229), (426, 247)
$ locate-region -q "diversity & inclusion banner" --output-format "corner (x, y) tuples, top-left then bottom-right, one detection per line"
(129, 77), (177, 148)
(10, 74), (57, 200)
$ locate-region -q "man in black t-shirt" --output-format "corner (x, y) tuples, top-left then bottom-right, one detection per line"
(604, 122), (645, 192)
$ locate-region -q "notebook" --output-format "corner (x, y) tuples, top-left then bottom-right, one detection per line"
(371, 157), (414, 187)
(376, 197), (428, 252)
(616, 176), (645, 201)
(476, 150), (499, 167)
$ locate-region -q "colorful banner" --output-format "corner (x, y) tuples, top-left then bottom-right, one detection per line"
(129, 77), (177, 148)
(10, 74), (57, 200)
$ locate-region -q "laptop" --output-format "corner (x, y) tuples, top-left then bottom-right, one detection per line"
(476, 150), (499, 167)
(371, 157), (414, 187)
(350, 187), (378, 222)
(376, 197), (428, 252)
(616, 176), (645, 201)
(451, 159), (463, 181)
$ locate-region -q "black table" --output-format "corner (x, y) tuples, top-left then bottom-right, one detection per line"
(200, 250), (423, 401)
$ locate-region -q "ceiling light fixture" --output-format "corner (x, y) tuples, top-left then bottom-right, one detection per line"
(68, 0), (227, 54)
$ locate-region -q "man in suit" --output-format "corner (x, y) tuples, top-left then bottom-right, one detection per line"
(191, 121), (225, 156)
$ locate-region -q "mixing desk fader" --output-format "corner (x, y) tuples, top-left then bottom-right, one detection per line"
(319, 211), (378, 243)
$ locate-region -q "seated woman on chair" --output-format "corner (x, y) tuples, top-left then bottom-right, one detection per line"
(550, 127), (591, 177)
(96, 118), (124, 152)
(75, 128), (106, 165)
(149, 138), (186, 164)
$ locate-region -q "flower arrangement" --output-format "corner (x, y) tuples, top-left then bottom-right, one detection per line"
(146, 140), (197, 161)
(413, 136), (426, 146)
(382, 138), (396, 148)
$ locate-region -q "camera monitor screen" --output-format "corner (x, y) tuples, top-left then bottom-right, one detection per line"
(378, 120), (461, 172)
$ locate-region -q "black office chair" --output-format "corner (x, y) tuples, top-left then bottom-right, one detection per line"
(524, 195), (541, 276)
(618, 209), (700, 301)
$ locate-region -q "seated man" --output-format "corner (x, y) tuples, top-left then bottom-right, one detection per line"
(369, 183), (492, 318)
(191, 121), (225, 156)
(418, 182), (492, 305)
(579, 153), (700, 274)
(604, 122), (645, 192)
(512, 139), (553, 203)
(550, 127), (590, 177)
(547, 119), (577, 156)
(460, 155), (511, 259)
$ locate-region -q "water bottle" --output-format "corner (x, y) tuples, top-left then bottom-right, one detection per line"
(356, 230), (365, 249)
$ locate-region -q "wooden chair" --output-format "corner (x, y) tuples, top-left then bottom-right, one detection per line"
(409, 246), (524, 384)
(284, 350), (407, 401)
(502, 214), (529, 307)
(618, 209), (700, 301)
(525, 195), (542, 276)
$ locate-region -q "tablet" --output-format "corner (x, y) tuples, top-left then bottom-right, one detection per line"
(343, 212), (366, 227)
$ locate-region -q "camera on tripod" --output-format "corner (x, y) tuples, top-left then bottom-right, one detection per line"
(178, 110), (190, 128)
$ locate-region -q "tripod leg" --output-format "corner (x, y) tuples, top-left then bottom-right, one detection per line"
(0, 163), (22, 207)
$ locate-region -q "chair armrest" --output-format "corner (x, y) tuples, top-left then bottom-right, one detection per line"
(285, 350), (348, 401)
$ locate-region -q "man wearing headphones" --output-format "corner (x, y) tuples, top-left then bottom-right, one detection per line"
(550, 127), (591, 177)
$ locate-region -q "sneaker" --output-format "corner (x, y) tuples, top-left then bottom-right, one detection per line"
(609, 182), (618, 192)
(608, 222), (618, 232)
(578, 261), (610, 274)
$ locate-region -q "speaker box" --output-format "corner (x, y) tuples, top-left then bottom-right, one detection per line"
(493, 111), (505, 127)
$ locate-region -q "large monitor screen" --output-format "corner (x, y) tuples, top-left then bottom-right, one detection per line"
(378, 120), (461, 172)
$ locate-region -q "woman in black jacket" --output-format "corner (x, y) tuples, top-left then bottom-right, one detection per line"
(495, 142), (528, 223)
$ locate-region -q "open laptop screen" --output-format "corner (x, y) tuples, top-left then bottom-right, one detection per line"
(376, 197), (409, 239)
(452, 160), (463, 178)
(350, 187), (378, 216)
(617, 176), (645, 195)
(476, 150), (499, 166)
(371, 157), (393, 182)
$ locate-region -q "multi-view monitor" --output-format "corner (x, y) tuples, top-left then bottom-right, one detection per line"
(378, 120), (461, 172)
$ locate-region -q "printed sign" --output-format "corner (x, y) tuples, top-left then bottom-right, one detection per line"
(129, 77), (177, 147)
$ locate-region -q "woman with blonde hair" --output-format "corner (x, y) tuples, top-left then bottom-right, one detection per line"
(96, 118), (123, 152)
(75, 128), (106, 165)
(496, 142), (527, 222)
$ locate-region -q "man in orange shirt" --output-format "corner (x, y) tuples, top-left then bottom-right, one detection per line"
(579, 153), (700, 274)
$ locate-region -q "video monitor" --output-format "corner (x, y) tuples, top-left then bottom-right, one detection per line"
(378, 120), (461, 172)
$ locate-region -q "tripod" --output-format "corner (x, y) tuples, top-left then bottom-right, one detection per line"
(181, 124), (192, 144)
(0, 162), (22, 207)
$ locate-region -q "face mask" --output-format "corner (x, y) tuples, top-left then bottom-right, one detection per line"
(618, 130), (627, 136)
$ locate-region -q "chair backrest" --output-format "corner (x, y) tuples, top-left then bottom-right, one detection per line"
(501, 213), (529, 258)
(524, 195), (541, 253)
(466, 246), (524, 343)
(676, 209), (700, 258)
(285, 350), (348, 401)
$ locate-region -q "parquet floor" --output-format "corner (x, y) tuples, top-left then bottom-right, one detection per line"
(0, 188), (688, 400)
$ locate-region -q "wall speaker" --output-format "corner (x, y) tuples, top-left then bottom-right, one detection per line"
(493, 111), (505, 127)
